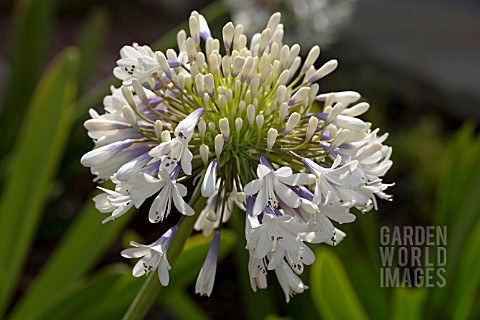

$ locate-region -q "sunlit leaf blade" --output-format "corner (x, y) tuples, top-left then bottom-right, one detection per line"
(450, 217), (480, 320)
(9, 190), (135, 320)
(391, 287), (427, 320)
(310, 248), (368, 320)
(76, 7), (110, 94)
(0, 47), (79, 317)
(0, 0), (57, 166)
(40, 264), (142, 320)
(434, 122), (476, 226)
(335, 213), (389, 320)
(429, 123), (480, 316)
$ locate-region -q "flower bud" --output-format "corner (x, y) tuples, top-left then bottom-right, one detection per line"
(200, 144), (209, 163)
(306, 116), (319, 141)
(189, 15), (200, 45)
(247, 104), (256, 126)
(267, 128), (278, 150)
(198, 119), (206, 137)
(122, 105), (138, 130)
(215, 134), (224, 157)
(222, 22), (235, 50)
(256, 114), (264, 130)
(219, 118), (230, 141)
(154, 120), (163, 139)
(155, 51), (173, 79)
(161, 130), (171, 142)
(308, 59), (338, 83)
(204, 73), (214, 97)
(284, 112), (301, 135)
(195, 73), (205, 96)
(301, 45), (320, 73)
(235, 118), (243, 132)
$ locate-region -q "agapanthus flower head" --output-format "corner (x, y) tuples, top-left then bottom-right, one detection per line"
(81, 10), (393, 302)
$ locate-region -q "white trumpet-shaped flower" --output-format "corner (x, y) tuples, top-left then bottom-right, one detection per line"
(148, 166), (194, 223)
(245, 157), (315, 216)
(121, 227), (177, 286)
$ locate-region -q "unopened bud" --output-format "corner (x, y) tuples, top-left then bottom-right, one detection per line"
(219, 118), (230, 141)
(200, 144), (209, 163)
(284, 112), (301, 135)
(155, 51), (172, 79)
(215, 134), (224, 157)
(195, 73), (205, 96)
(154, 120), (163, 139)
(222, 22), (235, 50)
(247, 104), (256, 125)
(122, 105), (138, 129)
(256, 114), (264, 130)
(267, 128), (278, 150)
(131, 79), (149, 105)
(235, 118), (243, 132)
(301, 45), (320, 73)
(198, 119), (206, 137)
(121, 86), (136, 109)
(306, 116), (319, 141)
(308, 59), (338, 83)
(161, 130), (171, 142)
(204, 73), (214, 97)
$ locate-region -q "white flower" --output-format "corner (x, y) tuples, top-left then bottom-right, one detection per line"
(248, 254), (268, 292)
(248, 211), (307, 268)
(245, 157), (316, 216)
(113, 43), (163, 85)
(121, 227), (177, 286)
(148, 167), (194, 223)
(195, 231), (220, 296)
(275, 260), (309, 303)
(303, 155), (368, 206)
(149, 108), (203, 175)
(94, 172), (164, 223)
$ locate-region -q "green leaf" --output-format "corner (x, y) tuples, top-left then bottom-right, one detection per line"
(310, 248), (368, 320)
(0, 0), (57, 165)
(429, 123), (480, 316)
(434, 122), (476, 226)
(161, 290), (210, 320)
(44, 264), (132, 320)
(8, 189), (135, 320)
(391, 287), (427, 320)
(450, 217), (480, 320)
(0, 47), (79, 317)
(76, 7), (110, 93)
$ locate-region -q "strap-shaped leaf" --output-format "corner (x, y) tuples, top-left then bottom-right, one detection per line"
(310, 248), (368, 320)
(0, 47), (79, 317)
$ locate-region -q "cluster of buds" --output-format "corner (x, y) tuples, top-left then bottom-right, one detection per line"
(81, 11), (393, 301)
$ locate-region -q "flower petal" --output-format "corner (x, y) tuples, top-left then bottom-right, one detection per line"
(273, 181), (300, 208)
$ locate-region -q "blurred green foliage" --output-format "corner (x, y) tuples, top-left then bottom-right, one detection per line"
(0, 0), (478, 319)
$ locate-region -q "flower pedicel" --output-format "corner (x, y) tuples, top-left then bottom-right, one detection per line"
(81, 11), (393, 301)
